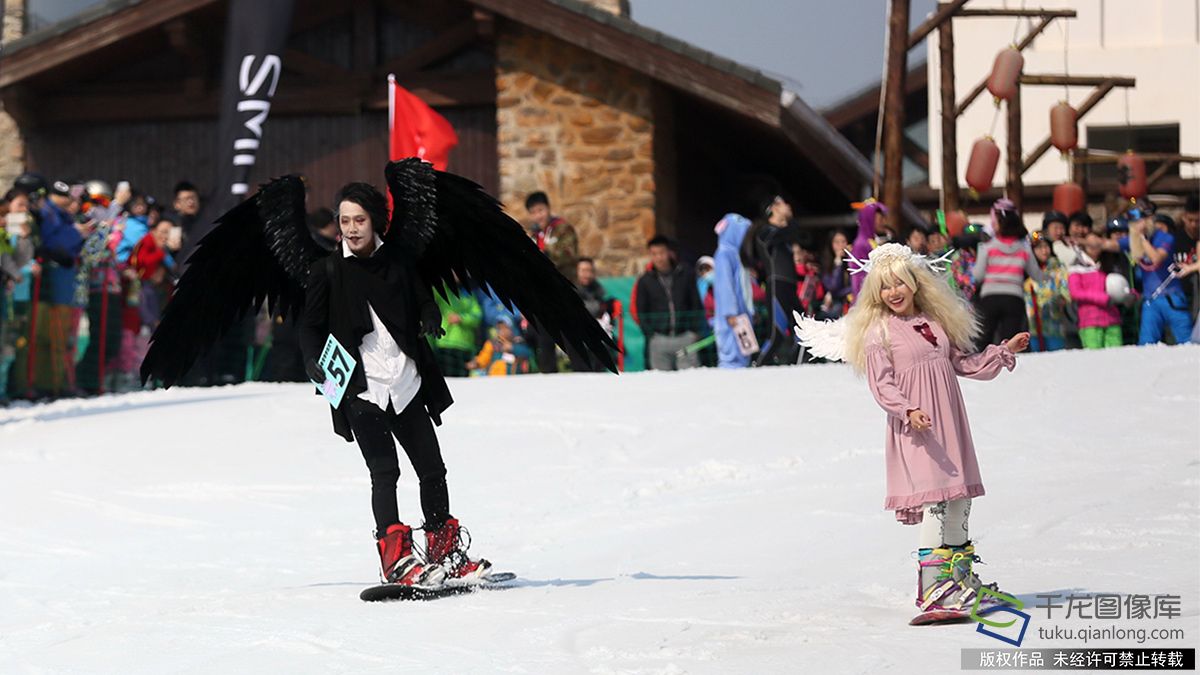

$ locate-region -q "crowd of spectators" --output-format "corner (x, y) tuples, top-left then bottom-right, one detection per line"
(644, 192), (1199, 370)
(1, 172), (1196, 405)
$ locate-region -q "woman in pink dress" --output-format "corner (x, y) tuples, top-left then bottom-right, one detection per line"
(842, 243), (1030, 619)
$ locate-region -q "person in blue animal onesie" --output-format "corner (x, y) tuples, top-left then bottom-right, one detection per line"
(712, 213), (754, 368)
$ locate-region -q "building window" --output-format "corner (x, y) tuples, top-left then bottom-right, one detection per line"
(1086, 123), (1181, 183)
(24, 0), (107, 35)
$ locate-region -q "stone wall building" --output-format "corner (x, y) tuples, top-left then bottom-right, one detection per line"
(0, 0), (25, 189)
(0, 0), (884, 273)
(496, 27), (654, 274)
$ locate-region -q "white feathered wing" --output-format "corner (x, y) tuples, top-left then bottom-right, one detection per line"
(793, 311), (848, 362)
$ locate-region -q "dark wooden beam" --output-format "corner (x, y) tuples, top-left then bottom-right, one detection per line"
(823, 64), (926, 130)
(291, 0), (355, 34)
(1006, 83), (1022, 211)
(954, 8), (1076, 18)
(473, 8), (495, 38)
(36, 68), (497, 124)
(908, 0), (969, 49)
(1022, 80), (1118, 172)
(1146, 159), (1181, 188)
(1019, 74), (1137, 87)
(0, 0), (220, 89)
(468, 0), (781, 127)
(883, 0), (911, 225)
(903, 134), (929, 171)
(1071, 148), (1088, 194)
(906, 176), (1200, 208)
(954, 15), (1056, 116)
(1071, 151), (1200, 164)
(352, 0), (378, 72)
(938, 14), (959, 211)
(376, 18), (479, 77)
(780, 96), (869, 199)
(163, 17), (209, 98)
(283, 49), (359, 83)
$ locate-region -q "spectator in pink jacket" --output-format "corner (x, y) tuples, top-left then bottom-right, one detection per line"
(1067, 233), (1123, 349)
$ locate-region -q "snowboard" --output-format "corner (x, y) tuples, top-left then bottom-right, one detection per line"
(909, 602), (1007, 626)
(909, 609), (973, 626)
(360, 572), (517, 602)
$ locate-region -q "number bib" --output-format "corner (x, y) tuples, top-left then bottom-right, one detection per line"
(314, 334), (357, 408)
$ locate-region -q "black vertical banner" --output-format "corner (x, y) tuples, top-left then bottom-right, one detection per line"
(190, 0), (295, 252)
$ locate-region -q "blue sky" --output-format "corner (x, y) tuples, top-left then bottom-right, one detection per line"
(630, 0), (940, 109)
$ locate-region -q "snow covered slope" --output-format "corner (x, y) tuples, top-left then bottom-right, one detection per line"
(1, 346), (1197, 673)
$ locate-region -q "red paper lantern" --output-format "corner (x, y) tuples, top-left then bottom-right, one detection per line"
(986, 47), (1024, 102)
(966, 136), (1001, 194)
(945, 210), (968, 237)
(1049, 102), (1078, 154)
(1117, 152), (1147, 199)
(1053, 182), (1086, 215)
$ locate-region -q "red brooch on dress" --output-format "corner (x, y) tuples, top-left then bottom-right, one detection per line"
(913, 322), (938, 347)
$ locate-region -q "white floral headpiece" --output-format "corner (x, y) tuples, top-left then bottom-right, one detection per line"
(844, 242), (953, 276)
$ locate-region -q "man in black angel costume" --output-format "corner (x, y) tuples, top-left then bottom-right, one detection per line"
(142, 159), (615, 589)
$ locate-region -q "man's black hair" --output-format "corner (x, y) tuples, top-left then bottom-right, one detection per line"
(335, 182), (389, 234)
(173, 181), (198, 195)
(1185, 193), (1199, 213)
(1042, 210), (1068, 227)
(525, 191), (550, 210)
(646, 234), (672, 249)
(1068, 211), (1093, 229)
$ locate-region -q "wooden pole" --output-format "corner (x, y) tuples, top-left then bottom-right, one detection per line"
(1072, 148), (1088, 196)
(1006, 82), (1023, 211)
(908, 0), (969, 49)
(938, 14), (959, 213)
(883, 0), (910, 229)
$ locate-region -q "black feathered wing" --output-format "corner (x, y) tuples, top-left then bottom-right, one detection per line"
(141, 175), (325, 386)
(385, 158), (617, 372)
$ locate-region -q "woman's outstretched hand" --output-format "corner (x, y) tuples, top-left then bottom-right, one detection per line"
(1004, 332), (1031, 354)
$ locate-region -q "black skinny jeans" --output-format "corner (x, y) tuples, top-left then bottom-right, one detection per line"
(975, 294), (1028, 351)
(344, 396), (450, 533)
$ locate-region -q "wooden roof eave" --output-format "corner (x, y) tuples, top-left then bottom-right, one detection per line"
(782, 91), (927, 224)
(468, 0), (781, 128)
(0, 0), (221, 90)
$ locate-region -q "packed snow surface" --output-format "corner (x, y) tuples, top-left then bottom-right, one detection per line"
(1, 346), (1197, 673)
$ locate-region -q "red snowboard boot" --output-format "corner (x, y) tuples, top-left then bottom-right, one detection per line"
(377, 523), (444, 587)
(424, 518), (492, 585)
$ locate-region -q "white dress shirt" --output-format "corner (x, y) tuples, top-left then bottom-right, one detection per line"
(343, 236), (422, 413)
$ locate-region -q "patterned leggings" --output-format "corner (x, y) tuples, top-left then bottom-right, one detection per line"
(918, 498), (972, 549)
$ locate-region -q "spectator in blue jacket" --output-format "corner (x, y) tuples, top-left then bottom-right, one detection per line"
(1108, 202), (1194, 345)
(34, 180), (86, 395)
(712, 214), (754, 368)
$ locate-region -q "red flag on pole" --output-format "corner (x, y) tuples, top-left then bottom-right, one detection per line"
(388, 74), (458, 170)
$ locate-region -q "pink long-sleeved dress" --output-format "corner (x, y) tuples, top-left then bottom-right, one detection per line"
(864, 312), (1016, 524)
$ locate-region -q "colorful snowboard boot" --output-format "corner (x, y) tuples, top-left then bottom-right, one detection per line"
(424, 517), (492, 585)
(916, 542), (1010, 616)
(377, 523), (445, 588)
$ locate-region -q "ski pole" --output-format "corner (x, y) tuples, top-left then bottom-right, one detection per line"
(25, 261), (40, 399)
(676, 333), (715, 357)
(1029, 289), (1045, 352)
(1148, 264), (1181, 302)
(98, 281), (109, 395)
